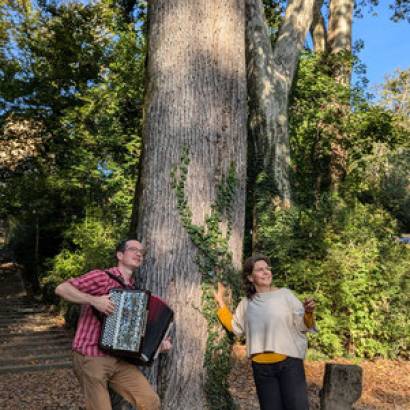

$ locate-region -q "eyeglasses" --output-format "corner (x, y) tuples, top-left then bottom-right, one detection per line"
(253, 266), (272, 273)
(125, 247), (146, 256)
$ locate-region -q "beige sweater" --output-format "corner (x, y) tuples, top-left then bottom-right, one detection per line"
(232, 288), (316, 359)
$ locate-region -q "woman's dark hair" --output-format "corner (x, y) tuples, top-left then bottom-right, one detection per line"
(242, 254), (271, 299)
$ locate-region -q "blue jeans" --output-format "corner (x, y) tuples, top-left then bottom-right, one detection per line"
(252, 357), (309, 410)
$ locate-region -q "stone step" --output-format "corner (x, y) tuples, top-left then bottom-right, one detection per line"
(0, 303), (46, 309)
(0, 324), (65, 334)
(0, 328), (68, 338)
(0, 329), (71, 339)
(0, 316), (60, 325)
(0, 336), (72, 348)
(0, 297), (37, 310)
(0, 331), (70, 339)
(0, 314), (49, 322)
(0, 305), (54, 311)
(0, 287), (25, 293)
(0, 306), (46, 315)
(0, 325), (63, 334)
(0, 314), (61, 320)
(0, 361), (72, 374)
(0, 268), (75, 375)
(0, 312), (50, 321)
(0, 310), (50, 315)
(0, 288), (26, 296)
(0, 324), (63, 333)
(0, 352), (72, 367)
(0, 341), (72, 354)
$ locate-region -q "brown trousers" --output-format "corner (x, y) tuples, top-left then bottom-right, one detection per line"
(72, 352), (160, 410)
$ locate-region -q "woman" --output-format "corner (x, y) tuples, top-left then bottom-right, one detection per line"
(214, 254), (316, 410)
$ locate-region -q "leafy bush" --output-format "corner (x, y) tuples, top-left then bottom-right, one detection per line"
(348, 144), (410, 231)
(41, 212), (128, 296)
(256, 196), (410, 358)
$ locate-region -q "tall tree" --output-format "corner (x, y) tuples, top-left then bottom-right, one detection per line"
(132, 0), (247, 408)
(326, 0), (353, 191)
(301, 0), (354, 193)
(245, 0), (315, 248)
(379, 67), (410, 131)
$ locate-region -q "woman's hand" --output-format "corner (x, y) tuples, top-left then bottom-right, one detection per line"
(303, 298), (316, 313)
(213, 282), (227, 308)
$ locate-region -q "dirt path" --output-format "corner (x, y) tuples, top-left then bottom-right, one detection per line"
(305, 358), (410, 409)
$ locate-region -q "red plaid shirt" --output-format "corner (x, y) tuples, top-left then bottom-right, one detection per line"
(69, 267), (135, 356)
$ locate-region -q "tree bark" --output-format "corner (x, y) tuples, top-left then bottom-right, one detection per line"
(310, 0), (327, 53)
(245, 0), (315, 247)
(328, 0), (353, 84)
(327, 0), (353, 191)
(133, 1), (247, 408)
(270, 0), (316, 170)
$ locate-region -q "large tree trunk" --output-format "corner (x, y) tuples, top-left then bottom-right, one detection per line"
(245, 0), (315, 247)
(132, 1), (247, 408)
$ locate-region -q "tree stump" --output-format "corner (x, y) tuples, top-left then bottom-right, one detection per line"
(320, 363), (363, 410)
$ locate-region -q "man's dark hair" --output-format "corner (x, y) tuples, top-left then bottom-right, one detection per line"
(115, 238), (140, 254)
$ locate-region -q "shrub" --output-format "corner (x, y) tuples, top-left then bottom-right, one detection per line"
(41, 212), (127, 293)
(256, 196), (410, 358)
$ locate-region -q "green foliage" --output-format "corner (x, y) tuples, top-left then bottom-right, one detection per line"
(348, 144), (410, 231)
(289, 52), (352, 203)
(256, 196), (410, 359)
(289, 52), (404, 205)
(41, 209), (128, 297)
(389, 0), (410, 22)
(1, 1), (109, 117)
(262, 0), (285, 43)
(289, 50), (409, 224)
(171, 147), (240, 409)
(251, 51), (410, 361)
(377, 67), (410, 132)
(1, 0), (144, 288)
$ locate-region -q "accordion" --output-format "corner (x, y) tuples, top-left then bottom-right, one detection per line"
(99, 288), (173, 365)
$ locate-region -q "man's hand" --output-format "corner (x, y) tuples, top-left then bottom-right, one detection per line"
(55, 282), (115, 313)
(91, 294), (115, 315)
(213, 282), (227, 308)
(159, 337), (172, 353)
(303, 298), (316, 313)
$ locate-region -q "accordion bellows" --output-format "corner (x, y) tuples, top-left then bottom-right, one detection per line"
(100, 289), (173, 365)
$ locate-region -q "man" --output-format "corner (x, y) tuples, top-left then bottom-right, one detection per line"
(55, 238), (170, 410)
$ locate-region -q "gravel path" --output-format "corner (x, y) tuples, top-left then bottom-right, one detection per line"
(1, 353), (409, 409)
(0, 367), (84, 410)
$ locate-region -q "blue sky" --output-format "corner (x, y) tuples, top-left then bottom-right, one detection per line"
(353, 2), (410, 90)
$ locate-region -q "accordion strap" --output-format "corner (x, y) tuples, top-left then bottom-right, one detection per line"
(104, 270), (135, 290)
